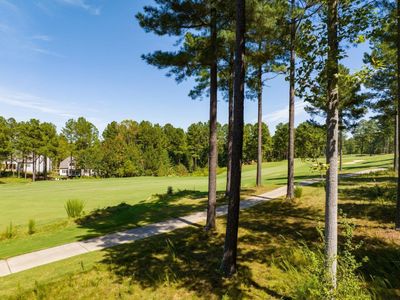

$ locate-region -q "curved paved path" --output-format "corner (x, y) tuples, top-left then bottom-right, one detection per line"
(0, 168), (385, 277)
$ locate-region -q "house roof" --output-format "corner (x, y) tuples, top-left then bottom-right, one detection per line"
(59, 157), (75, 169)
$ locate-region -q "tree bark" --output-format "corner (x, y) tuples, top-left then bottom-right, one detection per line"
(206, 5), (218, 231)
(396, 0), (400, 230)
(395, 113), (398, 172)
(44, 156), (48, 180)
(24, 156), (27, 179)
(32, 153), (36, 182)
(10, 154), (15, 177)
(226, 50), (235, 197)
(339, 129), (343, 171)
(256, 64), (263, 187)
(287, 0), (296, 200)
(221, 0), (245, 277)
(325, 0), (339, 288)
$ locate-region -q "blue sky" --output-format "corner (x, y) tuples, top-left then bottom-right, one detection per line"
(0, 0), (368, 133)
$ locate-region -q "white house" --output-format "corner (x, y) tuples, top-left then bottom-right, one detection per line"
(2, 155), (52, 174)
(59, 157), (93, 177)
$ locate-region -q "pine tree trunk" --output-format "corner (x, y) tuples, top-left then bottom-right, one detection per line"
(24, 156), (27, 179)
(32, 153), (36, 182)
(44, 156), (48, 180)
(325, 0), (339, 288)
(395, 114), (398, 172)
(10, 154), (15, 177)
(396, 0), (400, 230)
(221, 0), (245, 277)
(287, 0), (296, 200)
(339, 129), (343, 171)
(206, 6), (218, 231)
(256, 65), (263, 187)
(226, 51), (234, 197)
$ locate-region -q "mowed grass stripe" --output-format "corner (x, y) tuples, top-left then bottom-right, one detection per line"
(0, 154), (392, 259)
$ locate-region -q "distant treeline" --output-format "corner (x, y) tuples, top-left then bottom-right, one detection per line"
(0, 116), (393, 178)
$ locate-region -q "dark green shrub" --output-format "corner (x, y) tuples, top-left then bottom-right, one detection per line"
(167, 186), (174, 195)
(28, 219), (36, 235)
(65, 199), (85, 218)
(173, 164), (189, 176)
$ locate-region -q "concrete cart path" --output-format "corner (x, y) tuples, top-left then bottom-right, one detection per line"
(0, 168), (386, 277)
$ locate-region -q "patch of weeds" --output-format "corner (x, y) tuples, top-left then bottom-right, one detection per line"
(294, 186), (303, 199)
(28, 219), (36, 235)
(2, 222), (15, 239)
(274, 218), (370, 299)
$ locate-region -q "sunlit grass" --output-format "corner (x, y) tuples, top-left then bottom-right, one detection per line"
(1, 169), (399, 299)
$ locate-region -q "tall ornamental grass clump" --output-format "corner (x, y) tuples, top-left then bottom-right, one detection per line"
(294, 186), (303, 199)
(65, 199), (85, 218)
(3, 222), (15, 239)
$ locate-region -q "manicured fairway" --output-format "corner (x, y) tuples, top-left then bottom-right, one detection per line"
(0, 167), (399, 299)
(0, 154), (393, 258)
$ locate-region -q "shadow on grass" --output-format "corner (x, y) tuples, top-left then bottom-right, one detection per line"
(339, 202), (396, 225)
(99, 200), (320, 299)
(76, 189), (216, 240)
(341, 157), (393, 168)
(266, 174), (322, 184)
(339, 184), (396, 202)
(353, 235), (400, 297)
(340, 176), (396, 185)
(76, 173), (400, 298)
(337, 175), (397, 226)
(76, 187), (261, 241)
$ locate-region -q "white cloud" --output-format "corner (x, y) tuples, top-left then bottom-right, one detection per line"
(57, 0), (101, 15)
(263, 101), (307, 124)
(0, 88), (107, 132)
(32, 35), (52, 42)
(29, 47), (65, 58)
(0, 88), (77, 119)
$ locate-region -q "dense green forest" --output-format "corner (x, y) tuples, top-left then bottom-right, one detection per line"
(0, 116), (392, 178)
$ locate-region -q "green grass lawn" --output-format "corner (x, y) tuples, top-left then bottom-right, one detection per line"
(0, 167), (399, 299)
(0, 154), (393, 258)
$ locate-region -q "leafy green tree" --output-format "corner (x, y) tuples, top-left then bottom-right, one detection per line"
(100, 121), (143, 177)
(243, 122), (272, 164)
(24, 119), (43, 182)
(61, 117), (99, 173)
(352, 119), (385, 155)
(163, 123), (189, 167)
(0, 117), (12, 167)
(272, 123), (289, 161)
(295, 121), (325, 159)
(186, 122), (209, 170)
(137, 121), (170, 176)
(39, 122), (58, 179)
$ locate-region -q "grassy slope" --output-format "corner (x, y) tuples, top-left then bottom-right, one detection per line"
(1, 169), (399, 299)
(0, 154), (392, 258)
